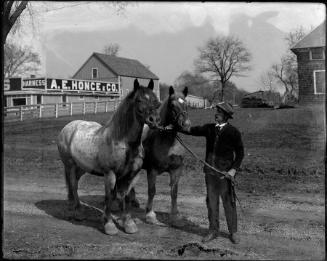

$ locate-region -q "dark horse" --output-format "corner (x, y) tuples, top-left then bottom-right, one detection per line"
(57, 79), (161, 235)
(129, 86), (191, 226)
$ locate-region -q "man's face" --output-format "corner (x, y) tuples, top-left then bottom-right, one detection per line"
(215, 108), (225, 123)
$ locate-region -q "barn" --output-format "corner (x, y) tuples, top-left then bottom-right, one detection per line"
(73, 52), (160, 99)
(291, 21), (325, 105)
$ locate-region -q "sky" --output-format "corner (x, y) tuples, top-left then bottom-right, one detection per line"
(10, 2), (326, 93)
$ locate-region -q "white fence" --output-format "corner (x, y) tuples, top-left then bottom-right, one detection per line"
(4, 100), (120, 122)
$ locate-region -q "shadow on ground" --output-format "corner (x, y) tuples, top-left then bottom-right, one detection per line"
(35, 195), (220, 239)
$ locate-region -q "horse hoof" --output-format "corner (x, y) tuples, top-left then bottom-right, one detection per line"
(145, 211), (158, 224)
(124, 218), (138, 234)
(104, 220), (118, 235)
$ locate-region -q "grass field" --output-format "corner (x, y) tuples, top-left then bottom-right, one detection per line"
(3, 105), (325, 259)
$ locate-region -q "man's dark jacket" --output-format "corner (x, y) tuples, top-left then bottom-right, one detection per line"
(186, 123), (244, 173)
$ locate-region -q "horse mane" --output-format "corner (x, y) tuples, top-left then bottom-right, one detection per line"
(103, 89), (141, 140)
(159, 96), (170, 127)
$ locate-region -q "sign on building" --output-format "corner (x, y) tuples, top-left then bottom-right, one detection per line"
(22, 77), (119, 94)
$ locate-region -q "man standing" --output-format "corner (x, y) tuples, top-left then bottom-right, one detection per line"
(182, 102), (244, 244)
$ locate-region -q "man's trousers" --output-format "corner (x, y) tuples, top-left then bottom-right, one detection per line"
(204, 172), (237, 234)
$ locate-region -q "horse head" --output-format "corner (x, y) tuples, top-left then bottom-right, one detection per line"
(131, 79), (161, 129)
(164, 86), (191, 132)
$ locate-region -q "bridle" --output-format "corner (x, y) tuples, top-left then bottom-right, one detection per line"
(169, 101), (188, 128)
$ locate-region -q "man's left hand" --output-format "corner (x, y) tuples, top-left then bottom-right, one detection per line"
(227, 169), (236, 178)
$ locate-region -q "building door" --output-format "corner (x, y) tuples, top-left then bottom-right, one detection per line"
(37, 94), (42, 104)
(62, 94), (67, 107)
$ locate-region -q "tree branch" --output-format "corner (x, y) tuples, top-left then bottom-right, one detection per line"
(8, 1), (28, 28)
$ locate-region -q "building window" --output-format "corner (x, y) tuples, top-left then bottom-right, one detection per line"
(4, 79), (10, 91)
(37, 94), (42, 104)
(92, 68), (98, 79)
(313, 70), (325, 94)
(310, 47), (324, 60)
(13, 98), (26, 106)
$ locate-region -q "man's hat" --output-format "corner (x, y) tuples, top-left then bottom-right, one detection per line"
(215, 102), (234, 119)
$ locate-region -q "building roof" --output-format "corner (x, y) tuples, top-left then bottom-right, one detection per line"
(291, 21), (326, 50)
(92, 52), (159, 80)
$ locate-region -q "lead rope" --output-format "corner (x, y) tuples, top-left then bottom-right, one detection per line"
(175, 134), (245, 216)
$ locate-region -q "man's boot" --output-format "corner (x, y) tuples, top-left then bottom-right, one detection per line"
(230, 232), (240, 244)
(202, 230), (219, 243)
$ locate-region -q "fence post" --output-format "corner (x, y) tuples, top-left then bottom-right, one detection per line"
(20, 106), (23, 121)
(83, 102), (86, 115)
(70, 102), (73, 116)
(94, 101), (97, 114)
(39, 105), (42, 118)
(105, 101), (108, 112)
(55, 104), (58, 118)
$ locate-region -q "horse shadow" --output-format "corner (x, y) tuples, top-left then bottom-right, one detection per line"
(35, 196), (229, 239)
(35, 195), (107, 233)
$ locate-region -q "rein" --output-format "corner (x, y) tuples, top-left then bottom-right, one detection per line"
(175, 135), (233, 182)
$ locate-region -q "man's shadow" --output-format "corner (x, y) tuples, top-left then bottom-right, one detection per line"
(154, 211), (230, 240)
(35, 195), (230, 239)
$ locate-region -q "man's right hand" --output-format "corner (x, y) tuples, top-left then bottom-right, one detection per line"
(164, 124), (174, 131)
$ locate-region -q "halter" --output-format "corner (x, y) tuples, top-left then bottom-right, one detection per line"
(169, 101), (188, 128)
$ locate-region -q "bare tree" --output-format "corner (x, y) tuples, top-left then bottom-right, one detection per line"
(271, 26), (307, 103)
(271, 56), (298, 103)
(103, 43), (120, 56)
(4, 41), (41, 78)
(3, 1), (28, 44)
(194, 35), (252, 101)
(285, 26), (307, 48)
(2, 1), (130, 45)
(258, 70), (276, 92)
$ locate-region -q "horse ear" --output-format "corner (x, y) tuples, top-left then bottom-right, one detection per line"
(148, 79), (154, 90)
(169, 86), (174, 96)
(134, 79), (140, 91)
(183, 86), (188, 97)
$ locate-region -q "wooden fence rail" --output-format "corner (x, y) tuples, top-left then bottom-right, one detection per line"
(4, 100), (120, 122)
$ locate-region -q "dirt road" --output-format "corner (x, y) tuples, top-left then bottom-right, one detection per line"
(3, 155), (324, 259)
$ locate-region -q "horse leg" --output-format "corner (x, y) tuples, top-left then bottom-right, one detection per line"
(145, 168), (160, 224)
(169, 168), (183, 227)
(110, 185), (121, 212)
(64, 165), (75, 202)
(65, 164), (85, 220)
(129, 188), (140, 208)
(122, 172), (140, 234)
(103, 170), (118, 235)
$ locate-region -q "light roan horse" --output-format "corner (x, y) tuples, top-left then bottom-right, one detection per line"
(57, 79), (161, 235)
(129, 86), (191, 226)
